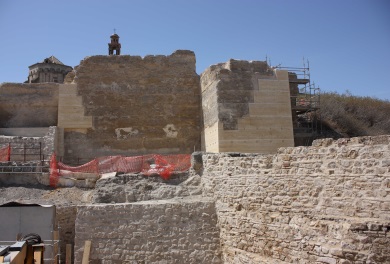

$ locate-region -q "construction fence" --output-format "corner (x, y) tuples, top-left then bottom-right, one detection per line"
(0, 142), (45, 162)
(49, 154), (191, 187)
(0, 144), (11, 162)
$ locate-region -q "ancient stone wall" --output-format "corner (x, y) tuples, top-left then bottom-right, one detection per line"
(201, 60), (294, 153)
(0, 83), (59, 127)
(74, 198), (221, 264)
(60, 50), (201, 163)
(0, 126), (58, 161)
(201, 135), (390, 263)
(57, 206), (78, 264)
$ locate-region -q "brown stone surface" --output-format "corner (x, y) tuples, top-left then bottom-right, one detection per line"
(61, 50), (201, 162)
(0, 83), (59, 127)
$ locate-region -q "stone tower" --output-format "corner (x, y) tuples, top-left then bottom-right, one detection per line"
(26, 56), (72, 83)
(108, 33), (121, 55)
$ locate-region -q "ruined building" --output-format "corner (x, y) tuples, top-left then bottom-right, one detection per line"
(0, 34), (320, 163)
(0, 35), (389, 264)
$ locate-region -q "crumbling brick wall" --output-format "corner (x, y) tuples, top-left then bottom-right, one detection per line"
(201, 135), (390, 263)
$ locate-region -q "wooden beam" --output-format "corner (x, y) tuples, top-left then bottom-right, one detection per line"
(66, 244), (72, 264)
(33, 248), (43, 264)
(81, 241), (91, 264)
(53, 231), (59, 264)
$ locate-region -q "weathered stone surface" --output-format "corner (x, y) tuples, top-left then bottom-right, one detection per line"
(0, 126), (58, 161)
(92, 173), (202, 203)
(201, 59), (272, 130)
(201, 135), (390, 263)
(74, 198), (222, 264)
(61, 51), (201, 163)
(201, 59), (294, 154)
(0, 83), (59, 127)
(1, 135), (390, 263)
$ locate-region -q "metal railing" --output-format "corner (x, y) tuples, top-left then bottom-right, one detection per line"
(0, 164), (49, 174)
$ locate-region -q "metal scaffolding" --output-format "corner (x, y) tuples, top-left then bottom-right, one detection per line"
(274, 60), (322, 146)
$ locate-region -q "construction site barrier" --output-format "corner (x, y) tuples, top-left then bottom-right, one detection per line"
(49, 154), (191, 187)
(0, 144), (11, 162)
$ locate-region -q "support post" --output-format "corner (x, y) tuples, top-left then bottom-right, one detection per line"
(66, 244), (72, 264)
(81, 241), (91, 264)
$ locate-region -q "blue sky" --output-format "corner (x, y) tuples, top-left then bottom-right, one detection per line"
(0, 0), (389, 99)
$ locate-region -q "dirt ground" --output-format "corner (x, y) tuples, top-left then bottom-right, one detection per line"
(0, 172), (201, 206)
(0, 186), (93, 206)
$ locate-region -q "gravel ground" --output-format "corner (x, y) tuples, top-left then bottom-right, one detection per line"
(0, 171), (201, 206)
(0, 186), (93, 206)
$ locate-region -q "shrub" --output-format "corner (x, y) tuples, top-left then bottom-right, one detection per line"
(318, 92), (390, 138)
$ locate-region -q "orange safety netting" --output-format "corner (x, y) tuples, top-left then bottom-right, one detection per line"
(49, 154), (191, 187)
(0, 145), (11, 162)
(49, 153), (59, 187)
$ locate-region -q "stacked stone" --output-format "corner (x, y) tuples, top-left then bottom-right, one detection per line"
(56, 206), (78, 263)
(74, 199), (222, 264)
(201, 135), (390, 263)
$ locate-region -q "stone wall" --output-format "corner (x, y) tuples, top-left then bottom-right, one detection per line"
(57, 206), (78, 264)
(201, 60), (294, 153)
(74, 198), (221, 264)
(201, 135), (390, 263)
(60, 50), (201, 163)
(0, 126), (58, 161)
(0, 83), (59, 127)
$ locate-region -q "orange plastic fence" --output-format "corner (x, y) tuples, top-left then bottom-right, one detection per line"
(49, 154), (191, 187)
(49, 153), (59, 187)
(0, 145), (10, 162)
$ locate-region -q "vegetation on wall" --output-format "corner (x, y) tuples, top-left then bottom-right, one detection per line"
(318, 91), (390, 138)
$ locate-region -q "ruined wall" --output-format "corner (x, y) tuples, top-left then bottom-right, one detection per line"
(201, 135), (390, 263)
(0, 126), (58, 161)
(74, 198), (221, 264)
(60, 50), (201, 163)
(0, 83), (59, 127)
(56, 206), (78, 264)
(201, 60), (294, 153)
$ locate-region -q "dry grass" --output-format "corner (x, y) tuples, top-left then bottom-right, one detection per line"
(319, 92), (390, 138)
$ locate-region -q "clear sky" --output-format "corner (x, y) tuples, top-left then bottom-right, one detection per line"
(0, 0), (389, 99)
